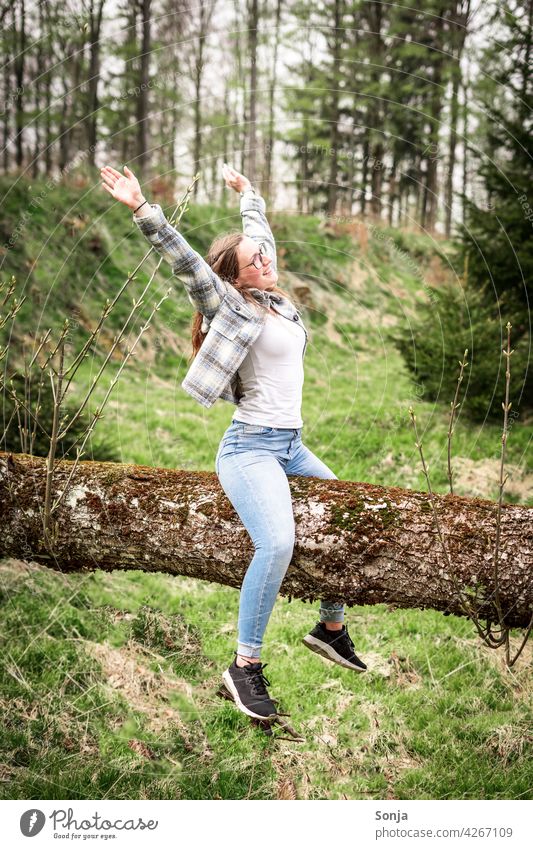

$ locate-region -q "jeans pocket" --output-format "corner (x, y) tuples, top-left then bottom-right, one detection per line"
(217, 437), (239, 463)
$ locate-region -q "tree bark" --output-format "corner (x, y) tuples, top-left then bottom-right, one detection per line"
(31, 0), (43, 179)
(247, 0), (259, 179)
(0, 452), (531, 628)
(190, 0), (215, 197)
(264, 0), (281, 203)
(13, 0), (25, 168)
(423, 6), (446, 233)
(136, 0), (151, 177)
(85, 0), (106, 169)
(2, 5), (14, 173)
(326, 0), (343, 216)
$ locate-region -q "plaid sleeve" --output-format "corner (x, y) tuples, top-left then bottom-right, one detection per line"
(132, 203), (226, 318)
(240, 191), (277, 273)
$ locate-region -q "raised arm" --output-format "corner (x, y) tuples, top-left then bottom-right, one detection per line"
(239, 190), (278, 274)
(222, 163), (277, 273)
(100, 165), (227, 319)
(132, 202), (227, 318)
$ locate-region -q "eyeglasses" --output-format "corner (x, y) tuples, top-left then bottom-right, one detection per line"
(238, 242), (267, 271)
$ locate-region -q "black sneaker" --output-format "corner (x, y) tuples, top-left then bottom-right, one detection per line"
(222, 654), (279, 720)
(302, 621), (367, 672)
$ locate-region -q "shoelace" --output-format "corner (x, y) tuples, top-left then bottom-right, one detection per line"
(242, 662), (271, 697)
(332, 627), (355, 654)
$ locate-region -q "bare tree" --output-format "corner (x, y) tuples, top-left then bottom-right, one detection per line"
(246, 0), (259, 178)
(84, 0), (106, 169)
(263, 0), (281, 201)
(445, 0), (471, 237)
(186, 0), (217, 197)
(12, 0), (26, 168)
(136, 0), (152, 176)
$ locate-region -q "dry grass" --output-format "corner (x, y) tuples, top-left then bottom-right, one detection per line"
(452, 456), (533, 503)
(484, 724), (533, 766)
(84, 639), (214, 761)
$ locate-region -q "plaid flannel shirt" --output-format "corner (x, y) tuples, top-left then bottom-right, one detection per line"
(133, 190), (308, 408)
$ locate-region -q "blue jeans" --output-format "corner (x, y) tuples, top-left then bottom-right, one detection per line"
(215, 419), (345, 659)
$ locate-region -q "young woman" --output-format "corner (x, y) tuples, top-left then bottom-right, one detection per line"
(100, 163), (367, 721)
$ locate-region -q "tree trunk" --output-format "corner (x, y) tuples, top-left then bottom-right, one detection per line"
(2, 6), (13, 173)
(521, 0), (533, 106)
(42, 0), (52, 176)
(85, 0), (106, 169)
(423, 8), (446, 233)
(327, 0), (343, 215)
(445, 0), (470, 238)
(264, 0), (281, 203)
(136, 0), (151, 177)
(58, 71), (71, 172)
(13, 0), (25, 168)
(31, 0), (44, 179)
(343, 125), (357, 216)
(360, 133), (369, 215)
(298, 118), (309, 215)
(445, 60), (460, 238)
(247, 0), (259, 179)
(368, 0), (385, 220)
(388, 155), (398, 227)
(192, 35), (203, 197)
(191, 1), (215, 197)
(1, 452), (531, 628)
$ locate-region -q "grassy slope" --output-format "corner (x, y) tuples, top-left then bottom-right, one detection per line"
(1, 176), (531, 800)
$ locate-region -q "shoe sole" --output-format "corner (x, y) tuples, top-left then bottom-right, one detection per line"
(222, 670), (279, 721)
(302, 635), (367, 671)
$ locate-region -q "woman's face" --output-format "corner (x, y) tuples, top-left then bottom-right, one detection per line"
(235, 236), (278, 290)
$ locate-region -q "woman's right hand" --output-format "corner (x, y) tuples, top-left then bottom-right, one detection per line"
(100, 165), (146, 211)
(222, 162), (252, 194)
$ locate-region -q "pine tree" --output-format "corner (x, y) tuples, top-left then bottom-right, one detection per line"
(458, 0), (533, 321)
(395, 0), (533, 421)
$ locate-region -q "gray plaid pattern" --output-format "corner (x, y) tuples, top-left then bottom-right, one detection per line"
(133, 191), (308, 408)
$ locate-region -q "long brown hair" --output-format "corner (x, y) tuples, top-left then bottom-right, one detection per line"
(188, 231), (293, 361)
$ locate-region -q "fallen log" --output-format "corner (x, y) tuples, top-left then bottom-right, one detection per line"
(0, 452), (531, 627)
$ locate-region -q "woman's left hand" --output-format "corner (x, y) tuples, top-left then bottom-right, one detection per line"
(222, 162), (252, 193)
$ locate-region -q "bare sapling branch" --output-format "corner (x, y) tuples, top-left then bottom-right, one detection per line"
(62, 173), (198, 386)
(27, 329), (53, 370)
(0, 275), (27, 365)
(29, 373), (45, 456)
(42, 319), (70, 373)
(1, 379), (52, 446)
(410, 323), (531, 667)
(3, 172), (200, 555)
(409, 406), (510, 650)
(495, 323), (531, 667)
(447, 349), (468, 495)
(1, 275), (18, 308)
(51, 288), (171, 512)
(1, 279), (48, 451)
(0, 276), (26, 329)
(57, 174), (199, 441)
(408, 407), (477, 621)
(42, 339), (66, 545)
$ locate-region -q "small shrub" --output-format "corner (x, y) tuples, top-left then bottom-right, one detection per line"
(2, 372), (120, 461)
(390, 282), (532, 422)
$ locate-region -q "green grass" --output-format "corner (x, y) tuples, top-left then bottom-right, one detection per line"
(0, 561), (531, 800)
(1, 175), (532, 800)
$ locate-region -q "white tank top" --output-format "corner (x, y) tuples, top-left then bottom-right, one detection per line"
(233, 311), (306, 427)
